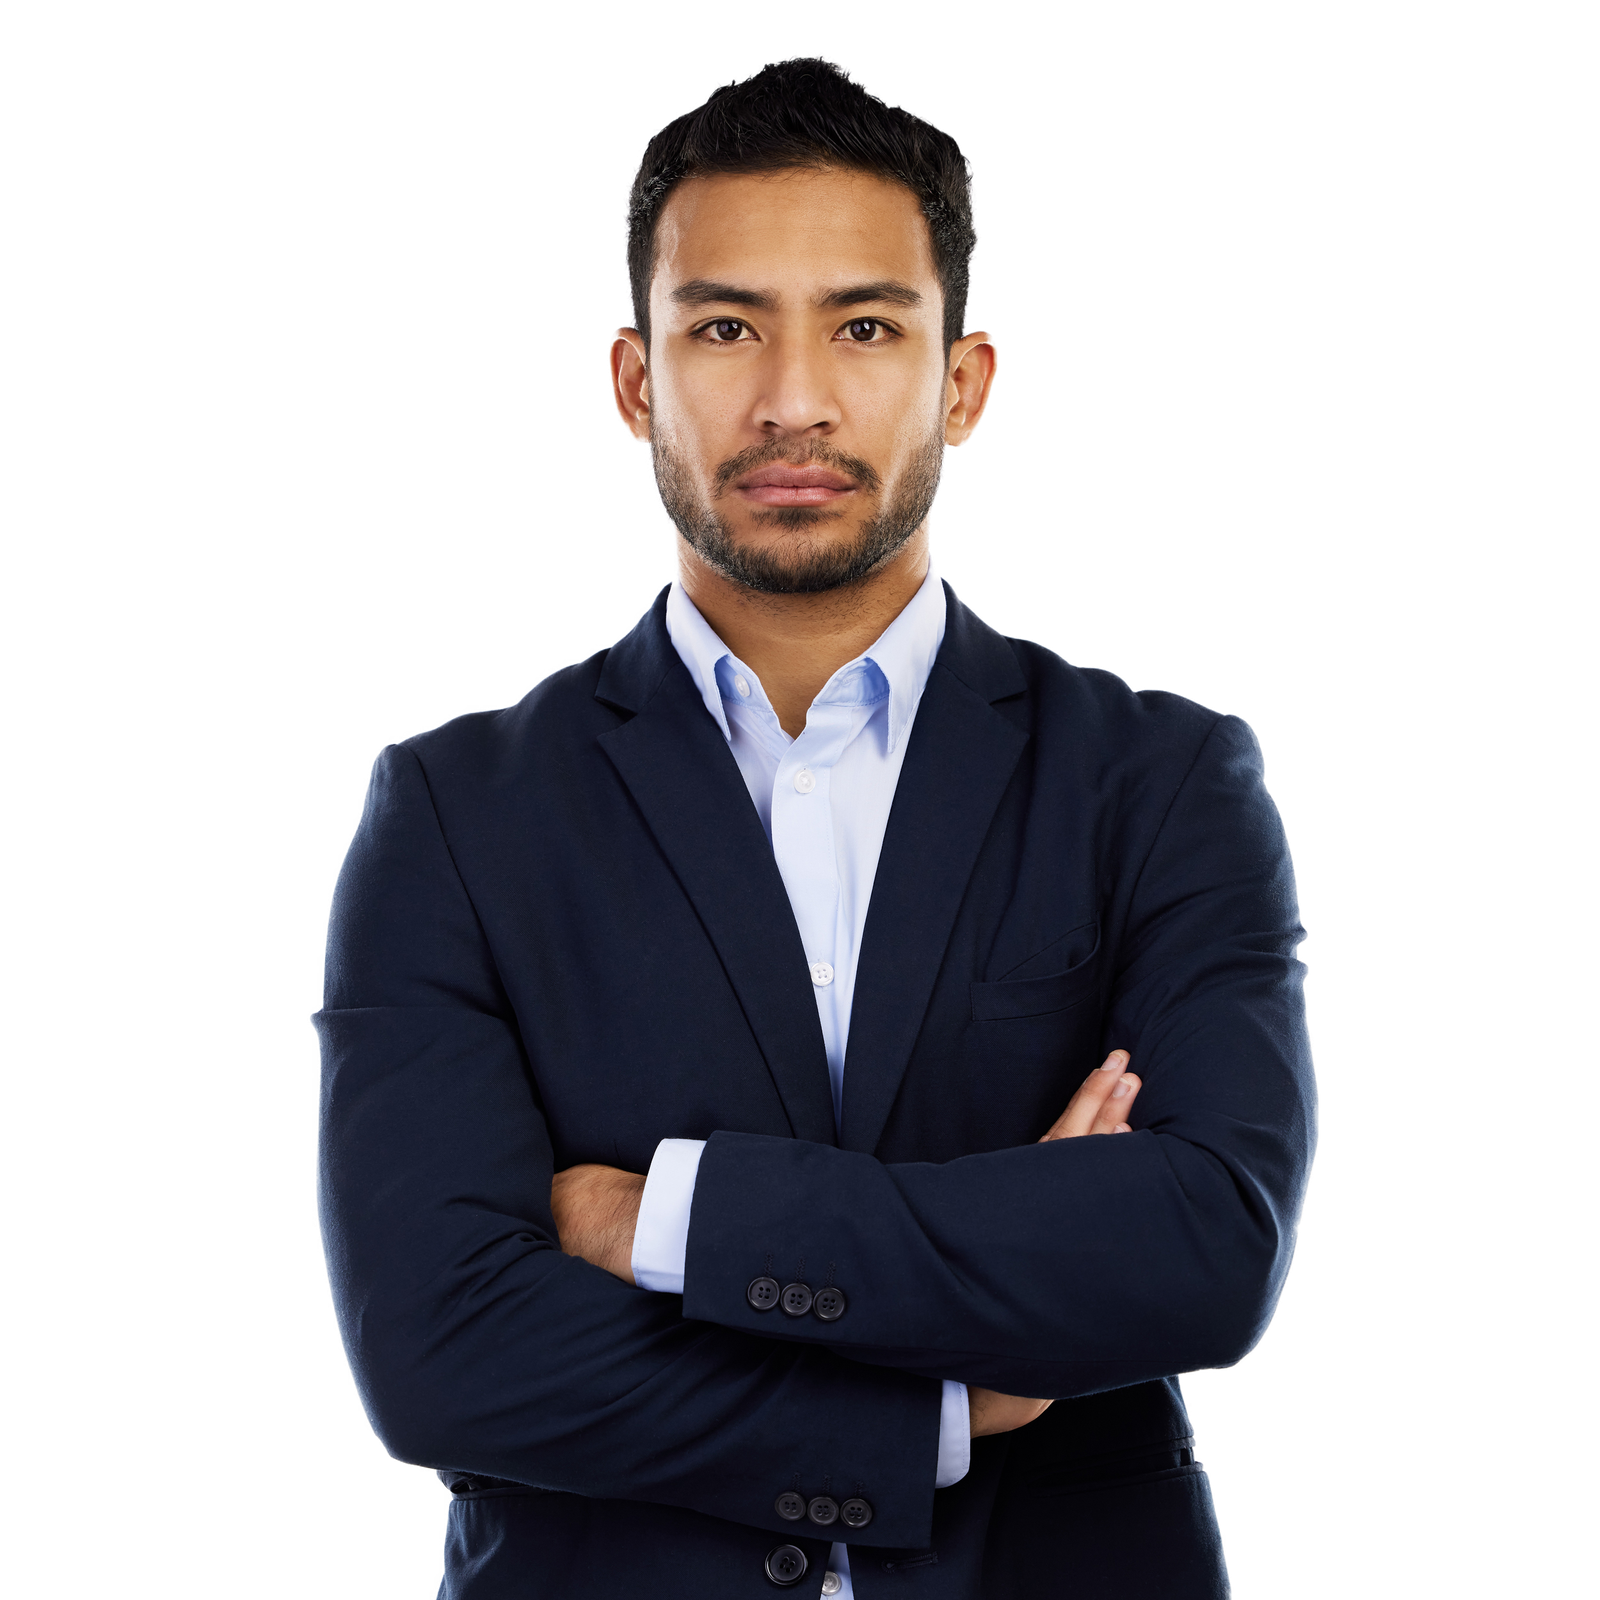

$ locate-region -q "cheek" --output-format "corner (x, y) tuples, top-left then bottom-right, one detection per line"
(650, 364), (750, 454)
(848, 358), (947, 438)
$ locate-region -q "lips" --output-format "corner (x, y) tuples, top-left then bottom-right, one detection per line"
(735, 463), (858, 507)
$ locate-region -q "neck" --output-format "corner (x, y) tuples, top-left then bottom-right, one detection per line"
(678, 529), (931, 738)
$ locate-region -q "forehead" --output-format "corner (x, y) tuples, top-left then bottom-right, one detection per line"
(650, 167), (936, 307)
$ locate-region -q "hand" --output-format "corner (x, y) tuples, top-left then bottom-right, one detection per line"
(969, 1386), (1053, 1438)
(1039, 1047), (1141, 1140)
(968, 1050), (1143, 1437)
(550, 1163), (646, 1283)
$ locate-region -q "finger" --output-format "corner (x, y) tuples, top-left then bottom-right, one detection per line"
(1087, 1072), (1141, 1135)
(1038, 1051), (1128, 1141)
(1039, 1051), (1130, 1141)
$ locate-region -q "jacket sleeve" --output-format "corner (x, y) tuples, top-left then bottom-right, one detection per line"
(680, 715), (1316, 1399)
(315, 744), (943, 1547)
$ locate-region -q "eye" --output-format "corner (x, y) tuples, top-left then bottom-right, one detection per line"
(844, 318), (882, 342)
(708, 319), (747, 341)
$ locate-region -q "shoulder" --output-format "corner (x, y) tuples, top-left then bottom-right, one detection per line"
(393, 648), (619, 788)
(1000, 633), (1247, 772)
(994, 635), (1285, 889)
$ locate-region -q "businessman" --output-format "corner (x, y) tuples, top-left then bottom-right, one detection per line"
(317, 58), (1315, 1600)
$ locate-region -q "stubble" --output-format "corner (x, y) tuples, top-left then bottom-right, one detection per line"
(652, 426), (945, 596)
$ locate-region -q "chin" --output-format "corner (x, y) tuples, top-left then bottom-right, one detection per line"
(744, 506), (851, 532)
(738, 521), (869, 573)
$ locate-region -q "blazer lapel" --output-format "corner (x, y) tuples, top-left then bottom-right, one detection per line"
(840, 590), (1030, 1154)
(595, 594), (837, 1147)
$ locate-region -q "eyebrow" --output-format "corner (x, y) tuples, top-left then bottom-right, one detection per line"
(668, 278), (925, 313)
(814, 280), (923, 310)
(670, 279), (778, 311)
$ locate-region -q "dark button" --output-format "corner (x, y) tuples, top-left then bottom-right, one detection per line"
(773, 1490), (806, 1522)
(813, 1286), (847, 1322)
(747, 1276), (780, 1312)
(765, 1544), (808, 1586)
(807, 1495), (839, 1526)
(839, 1497), (873, 1529)
(780, 1282), (813, 1317)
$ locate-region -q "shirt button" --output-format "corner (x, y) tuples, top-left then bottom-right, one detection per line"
(733, 674), (751, 698)
(793, 768), (816, 794)
(810, 962), (834, 987)
(821, 1574), (843, 1597)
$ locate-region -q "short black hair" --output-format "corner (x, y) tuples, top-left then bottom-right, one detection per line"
(627, 59), (975, 352)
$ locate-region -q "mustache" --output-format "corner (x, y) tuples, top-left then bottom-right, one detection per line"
(710, 438), (883, 499)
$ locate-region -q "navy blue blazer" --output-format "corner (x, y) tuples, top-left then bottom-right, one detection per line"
(316, 585), (1315, 1599)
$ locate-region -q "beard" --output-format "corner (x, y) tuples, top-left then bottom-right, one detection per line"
(651, 424), (945, 596)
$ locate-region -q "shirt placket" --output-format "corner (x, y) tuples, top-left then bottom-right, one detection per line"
(770, 699), (859, 1121)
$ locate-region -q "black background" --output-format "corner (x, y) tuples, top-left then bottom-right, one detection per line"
(246, 31), (1388, 1593)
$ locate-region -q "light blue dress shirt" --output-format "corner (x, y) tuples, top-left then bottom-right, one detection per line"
(629, 567), (970, 1599)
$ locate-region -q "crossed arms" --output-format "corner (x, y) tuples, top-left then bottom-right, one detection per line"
(315, 715), (1313, 1551)
(552, 1050), (1146, 1442)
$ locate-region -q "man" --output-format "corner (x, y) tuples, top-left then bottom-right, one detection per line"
(317, 58), (1314, 1600)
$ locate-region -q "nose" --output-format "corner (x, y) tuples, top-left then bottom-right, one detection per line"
(751, 332), (840, 439)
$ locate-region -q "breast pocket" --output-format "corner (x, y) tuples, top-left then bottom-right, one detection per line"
(970, 922), (1102, 1023)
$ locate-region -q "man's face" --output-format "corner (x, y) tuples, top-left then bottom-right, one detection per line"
(625, 167), (959, 595)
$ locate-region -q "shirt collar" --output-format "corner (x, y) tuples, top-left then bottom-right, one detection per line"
(665, 563), (948, 754)
(855, 562), (947, 754)
(664, 580), (740, 742)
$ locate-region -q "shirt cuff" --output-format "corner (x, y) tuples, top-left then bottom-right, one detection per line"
(935, 1381), (971, 1488)
(630, 1138), (706, 1294)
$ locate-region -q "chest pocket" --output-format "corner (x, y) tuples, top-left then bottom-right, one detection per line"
(970, 921), (1101, 1022)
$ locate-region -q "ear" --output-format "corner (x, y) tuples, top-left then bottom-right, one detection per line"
(611, 329), (651, 438)
(944, 332), (997, 445)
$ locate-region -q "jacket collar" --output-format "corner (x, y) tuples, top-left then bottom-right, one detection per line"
(595, 592), (838, 1144)
(595, 581), (1028, 1154)
(841, 588), (1028, 1151)
(596, 578), (1022, 719)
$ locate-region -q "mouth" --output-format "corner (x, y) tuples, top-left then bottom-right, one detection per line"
(733, 463), (859, 508)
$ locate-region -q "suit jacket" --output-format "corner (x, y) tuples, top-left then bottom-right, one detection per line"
(315, 584), (1315, 1599)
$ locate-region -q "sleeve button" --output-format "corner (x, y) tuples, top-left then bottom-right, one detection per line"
(773, 1490), (806, 1521)
(813, 1286), (847, 1322)
(807, 1495), (839, 1527)
(780, 1282), (813, 1316)
(839, 1497), (873, 1529)
(747, 1276), (780, 1312)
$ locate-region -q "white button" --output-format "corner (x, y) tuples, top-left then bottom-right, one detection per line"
(810, 962), (835, 987)
(821, 1575), (842, 1597)
(733, 674), (750, 698)
(793, 768), (816, 794)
